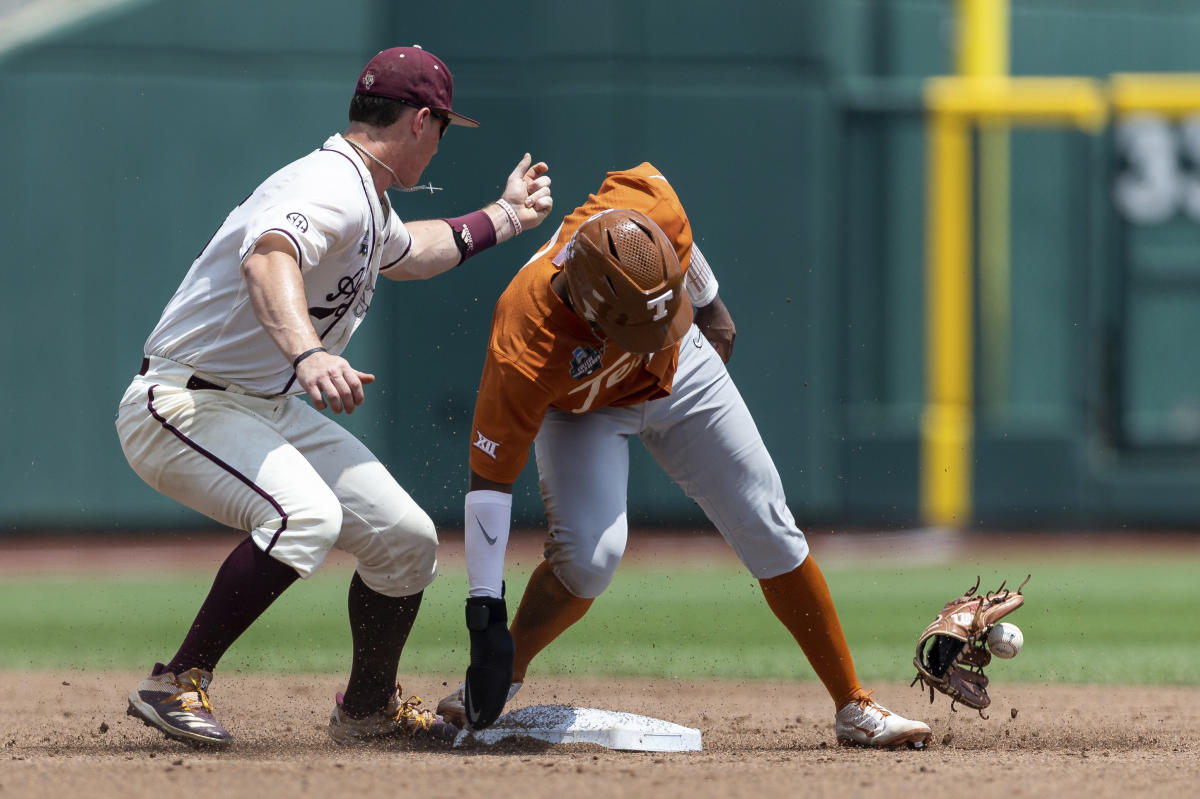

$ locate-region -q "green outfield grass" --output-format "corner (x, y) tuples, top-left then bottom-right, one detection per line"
(2, 555), (1197, 684)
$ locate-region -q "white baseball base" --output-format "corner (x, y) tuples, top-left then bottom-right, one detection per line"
(453, 705), (702, 752)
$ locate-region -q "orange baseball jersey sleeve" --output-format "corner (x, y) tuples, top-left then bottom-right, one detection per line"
(469, 163), (695, 484)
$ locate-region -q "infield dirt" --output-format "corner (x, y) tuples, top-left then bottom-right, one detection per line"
(1, 671), (1197, 799)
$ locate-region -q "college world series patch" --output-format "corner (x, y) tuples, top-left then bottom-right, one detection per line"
(569, 344), (605, 379)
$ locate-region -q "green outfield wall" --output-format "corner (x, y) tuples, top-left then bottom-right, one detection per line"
(2, 0), (1199, 531)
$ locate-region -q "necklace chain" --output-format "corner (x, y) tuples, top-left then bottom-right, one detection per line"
(344, 137), (402, 189)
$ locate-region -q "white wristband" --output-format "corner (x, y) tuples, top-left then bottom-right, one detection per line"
(685, 243), (719, 307)
(464, 489), (513, 598)
(495, 198), (522, 237)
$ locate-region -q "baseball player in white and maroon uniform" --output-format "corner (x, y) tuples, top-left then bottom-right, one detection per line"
(438, 164), (933, 749)
(117, 45), (552, 747)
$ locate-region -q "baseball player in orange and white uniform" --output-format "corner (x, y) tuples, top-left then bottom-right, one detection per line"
(116, 45), (552, 748)
(440, 163), (932, 749)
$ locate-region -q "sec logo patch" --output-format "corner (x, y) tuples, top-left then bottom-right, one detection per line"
(286, 212), (309, 232)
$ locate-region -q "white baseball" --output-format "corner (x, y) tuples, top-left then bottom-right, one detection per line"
(987, 622), (1023, 659)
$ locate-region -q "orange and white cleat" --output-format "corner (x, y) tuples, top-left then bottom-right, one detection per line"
(835, 692), (932, 750)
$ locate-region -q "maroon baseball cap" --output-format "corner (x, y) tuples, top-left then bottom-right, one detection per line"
(355, 45), (479, 128)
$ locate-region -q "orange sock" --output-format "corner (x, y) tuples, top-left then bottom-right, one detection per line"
(509, 560), (594, 683)
(759, 555), (864, 708)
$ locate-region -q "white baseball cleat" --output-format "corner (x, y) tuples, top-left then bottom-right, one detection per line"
(435, 680), (522, 729)
(835, 693), (932, 750)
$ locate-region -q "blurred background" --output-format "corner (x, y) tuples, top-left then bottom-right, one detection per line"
(3, 0), (1200, 535)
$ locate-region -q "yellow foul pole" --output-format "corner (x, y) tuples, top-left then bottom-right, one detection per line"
(962, 0), (1013, 410)
(921, 111), (973, 526)
(921, 0), (1009, 527)
(957, 0), (1008, 78)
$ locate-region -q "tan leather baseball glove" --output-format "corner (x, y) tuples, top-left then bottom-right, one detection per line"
(912, 575), (1029, 716)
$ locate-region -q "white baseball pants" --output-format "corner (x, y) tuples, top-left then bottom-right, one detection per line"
(116, 357), (437, 597)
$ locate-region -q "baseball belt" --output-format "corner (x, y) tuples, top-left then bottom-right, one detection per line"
(139, 357), (227, 393)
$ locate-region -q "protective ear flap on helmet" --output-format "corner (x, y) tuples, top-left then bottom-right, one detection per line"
(562, 209), (693, 354)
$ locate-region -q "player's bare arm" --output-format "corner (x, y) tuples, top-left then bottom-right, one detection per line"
(694, 294), (736, 363)
(382, 153), (553, 281)
(469, 470), (514, 494)
(242, 233), (375, 414)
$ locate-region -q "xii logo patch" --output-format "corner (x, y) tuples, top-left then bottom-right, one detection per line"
(473, 431), (499, 459)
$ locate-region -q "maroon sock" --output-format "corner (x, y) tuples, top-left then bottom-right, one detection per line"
(339, 572), (422, 718)
(165, 536), (299, 674)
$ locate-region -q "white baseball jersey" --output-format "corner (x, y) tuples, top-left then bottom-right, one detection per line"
(143, 134), (412, 396)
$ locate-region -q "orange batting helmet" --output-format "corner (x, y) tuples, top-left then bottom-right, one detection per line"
(562, 209), (693, 354)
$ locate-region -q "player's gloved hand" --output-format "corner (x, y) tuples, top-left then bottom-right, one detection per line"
(695, 295), (736, 364)
(463, 594), (514, 730)
(499, 153), (553, 233)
